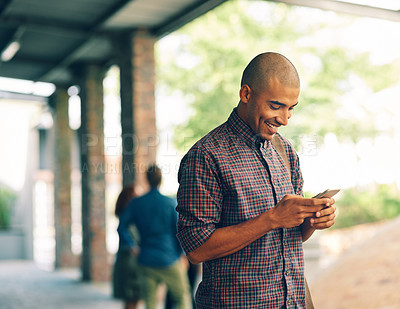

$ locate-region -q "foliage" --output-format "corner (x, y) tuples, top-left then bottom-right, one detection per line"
(282, 49), (400, 143)
(157, 1), (306, 149)
(329, 184), (400, 229)
(0, 187), (16, 229)
(156, 0), (400, 151)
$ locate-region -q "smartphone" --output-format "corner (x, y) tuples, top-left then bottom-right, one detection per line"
(312, 189), (340, 199)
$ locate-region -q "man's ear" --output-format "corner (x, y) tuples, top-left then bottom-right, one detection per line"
(239, 84), (251, 103)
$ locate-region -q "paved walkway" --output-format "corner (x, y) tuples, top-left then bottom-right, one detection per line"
(1, 216), (399, 309)
(0, 261), (121, 309)
(309, 215), (400, 309)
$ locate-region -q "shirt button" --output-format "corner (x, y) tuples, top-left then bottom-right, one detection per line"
(285, 270), (289, 276)
(283, 240), (288, 246)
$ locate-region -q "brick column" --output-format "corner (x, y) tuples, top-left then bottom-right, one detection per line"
(132, 29), (157, 191)
(53, 87), (77, 268)
(79, 64), (108, 281)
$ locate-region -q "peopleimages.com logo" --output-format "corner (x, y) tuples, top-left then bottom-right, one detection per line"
(79, 132), (195, 156)
(80, 161), (182, 175)
(79, 132), (321, 157)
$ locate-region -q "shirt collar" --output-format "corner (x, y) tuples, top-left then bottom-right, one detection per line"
(228, 108), (270, 149)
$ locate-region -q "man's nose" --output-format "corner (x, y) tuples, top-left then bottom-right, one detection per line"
(276, 110), (290, 126)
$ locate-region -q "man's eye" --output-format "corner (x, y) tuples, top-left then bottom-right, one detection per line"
(270, 104), (280, 110)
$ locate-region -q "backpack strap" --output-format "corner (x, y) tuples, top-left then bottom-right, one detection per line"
(270, 134), (315, 309)
(271, 134), (291, 175)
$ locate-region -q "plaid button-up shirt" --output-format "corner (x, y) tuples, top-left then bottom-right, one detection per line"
(177, 109), (306, 308)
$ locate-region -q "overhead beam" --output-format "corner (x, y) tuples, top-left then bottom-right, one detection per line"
(0, 90), (47, 102)
(9, 54), (59, 67)
(0, 0), (131, 34)
(0, 17), (89, 39)
(36, 0), (131, 84)
(152, 0), (228, 38)
(91, 0), (132, 28)
(267, 0), (400, 22)
(0, 0), (12, 16)
(38, 35), (111, 84)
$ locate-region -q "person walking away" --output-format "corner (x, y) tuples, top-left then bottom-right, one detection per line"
(113, 184), (143, 309)
(118, 164), (192, 309)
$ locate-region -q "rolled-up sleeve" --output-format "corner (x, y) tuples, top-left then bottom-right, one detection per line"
(176, 147), (223, 254)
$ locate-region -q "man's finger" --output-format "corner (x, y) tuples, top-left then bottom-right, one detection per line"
(300, 205), (324, 213)
(303, 197), (334, 207)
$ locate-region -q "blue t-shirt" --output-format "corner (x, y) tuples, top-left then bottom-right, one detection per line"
(117, 188), (182, 267)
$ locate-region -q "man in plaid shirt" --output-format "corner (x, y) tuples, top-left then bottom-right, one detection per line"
(176, 52), (336, 308)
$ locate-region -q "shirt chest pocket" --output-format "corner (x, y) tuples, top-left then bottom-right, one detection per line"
(218, 160), (275, 225)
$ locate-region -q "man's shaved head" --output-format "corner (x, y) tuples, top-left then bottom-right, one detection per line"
(241, 52), (300, 92)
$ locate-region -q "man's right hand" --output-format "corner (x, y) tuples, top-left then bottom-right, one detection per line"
(268, 194), (331, 229)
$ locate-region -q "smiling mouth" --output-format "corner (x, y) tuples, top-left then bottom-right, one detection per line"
(265, 121), (278, 128)
(264, 121), (279, 136)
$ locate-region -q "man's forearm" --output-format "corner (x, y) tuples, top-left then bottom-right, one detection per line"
(187, 211), (277, 264)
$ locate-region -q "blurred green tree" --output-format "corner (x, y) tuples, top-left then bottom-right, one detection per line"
(331, 184), (400, 229)
(0, 187), (16, 229)
(156, 0), (400, 151)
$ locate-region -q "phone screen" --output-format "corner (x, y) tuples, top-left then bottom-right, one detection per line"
(313, 189), (340, 199)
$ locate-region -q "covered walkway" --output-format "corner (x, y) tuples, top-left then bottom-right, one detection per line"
(2, 0), (400, 284)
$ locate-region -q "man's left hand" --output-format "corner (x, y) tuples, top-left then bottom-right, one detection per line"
(309, 203), (336, 230)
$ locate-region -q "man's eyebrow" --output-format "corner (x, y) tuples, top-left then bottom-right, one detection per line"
(268, 100), (299, 107)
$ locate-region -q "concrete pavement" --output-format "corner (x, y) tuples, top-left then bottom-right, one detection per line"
(1, 216), (399, 309)
(0, 261), (128, 309)
(310, 216), (400, 309)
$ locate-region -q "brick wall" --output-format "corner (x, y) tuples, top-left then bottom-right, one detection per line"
(81, 64), (109, 281)
(132, 29), (158, 192)
(53, 88), (78, 267)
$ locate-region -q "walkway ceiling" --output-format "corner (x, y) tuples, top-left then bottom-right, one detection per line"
(0, 0), (228, 86)
(0, 0), (399, 87)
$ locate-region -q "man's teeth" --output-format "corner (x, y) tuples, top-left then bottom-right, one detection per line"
(265, 122), (276, 128)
